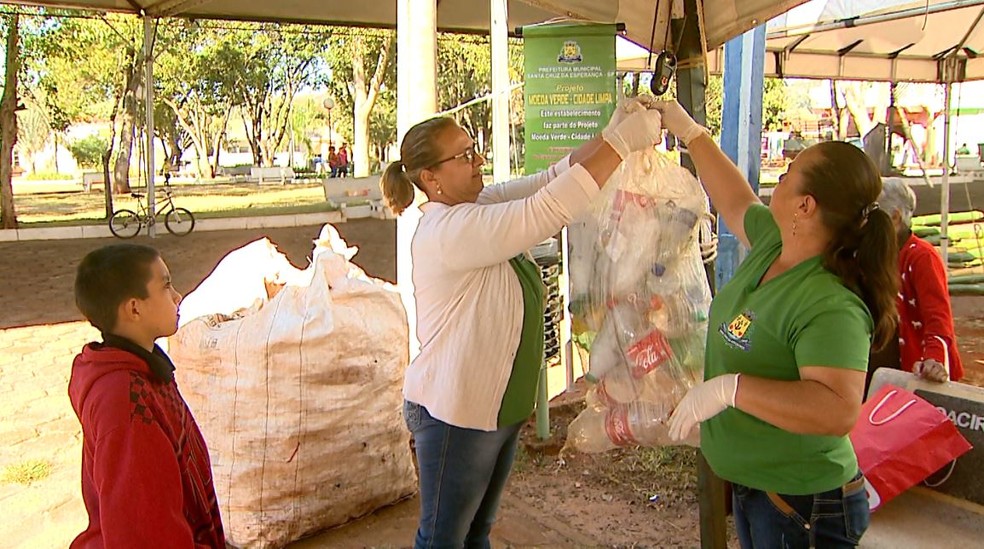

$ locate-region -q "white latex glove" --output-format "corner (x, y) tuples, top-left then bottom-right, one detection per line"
(668, 373), (740, 441)
(914, 359), (948, 383)
(652, 99), (709, 146)
(605, 95), (656, 133)
(601, 108), (663, 160)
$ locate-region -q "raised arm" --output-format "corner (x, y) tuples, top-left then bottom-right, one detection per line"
(441, 109), (663, 270)
(479, 97), (657, 205)
(654, 100), (760, 248)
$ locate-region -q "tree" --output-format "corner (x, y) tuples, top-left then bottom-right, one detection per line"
(68, 134), (110, 170)
(436, 34), (524, 163)
(762, 78), (789, 132)
(1, 13), (22, 229)
(36, 15), (146, 195)
(16, 102), (51, 173)
(225, 24), (329, 167)
(701, 76), (787, 137)
(325, 30), (394, 177)
(156, 23), (241, 177)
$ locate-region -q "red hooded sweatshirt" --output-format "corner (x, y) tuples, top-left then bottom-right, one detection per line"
(68, 334), (224, 548)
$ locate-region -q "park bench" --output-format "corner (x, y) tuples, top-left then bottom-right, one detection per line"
(81, 172), (109, 192)
(321, 175), (388, 219)
(250, 166), (296, 184)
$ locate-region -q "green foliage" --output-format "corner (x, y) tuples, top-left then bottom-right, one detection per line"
(762, 77), (789, 131)
(437, 34), (524, 157)
(24, 170), (73, 180)
(68, 134), (109, 169)
(15, 102), (51, 168)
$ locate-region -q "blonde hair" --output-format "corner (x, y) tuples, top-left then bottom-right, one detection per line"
(380, 117), (459, 216)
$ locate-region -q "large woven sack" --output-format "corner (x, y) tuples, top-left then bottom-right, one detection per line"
(169, 227), (415, 548)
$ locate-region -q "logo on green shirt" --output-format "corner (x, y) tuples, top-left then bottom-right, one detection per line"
(720, 311), (755, 351)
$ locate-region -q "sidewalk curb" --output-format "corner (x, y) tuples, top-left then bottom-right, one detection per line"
(0, 211), (348, 242)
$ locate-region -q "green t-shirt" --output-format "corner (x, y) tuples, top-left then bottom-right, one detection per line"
(702, 204), (873, 495)
(498, 254), (546, 427)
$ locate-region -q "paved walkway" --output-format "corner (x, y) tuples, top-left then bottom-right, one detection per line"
(3, 220), (984, 547)
(0, 220), (602, 547)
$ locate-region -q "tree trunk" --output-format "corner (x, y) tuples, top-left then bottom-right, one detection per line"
(843, 83), (874, 139)
(1, 15), (20, 230)
(113, 62), (140, 194)
(209, 111), (229, 178)
(102, 90), (124, 218)
(351, 36), (393, 177)
(830, 80), (841, 139)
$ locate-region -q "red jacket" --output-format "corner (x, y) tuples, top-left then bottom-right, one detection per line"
(68, 335), (224, 548)
(898, 233), (964, 381)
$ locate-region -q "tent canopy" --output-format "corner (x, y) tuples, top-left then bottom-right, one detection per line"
(1, 0), (805, 53)
(733, 0), (984, 83)
(616, 1), (984, 84)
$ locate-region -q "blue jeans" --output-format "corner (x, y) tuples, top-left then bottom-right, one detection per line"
(732, 471), (870, 549)
(403, 400), (523, 549)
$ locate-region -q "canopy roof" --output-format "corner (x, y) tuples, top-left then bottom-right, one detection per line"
(732, 0), (984, 83)
(0, 0), (806, 52)
(618, 1), (984, 83)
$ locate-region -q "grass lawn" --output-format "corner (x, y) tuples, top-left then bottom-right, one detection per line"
(11, 181), (334, 227)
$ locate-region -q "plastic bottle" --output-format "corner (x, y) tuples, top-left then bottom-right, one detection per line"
(587, 366), (687, 409)
(587, 299), (647, 381)
(567, 401), (684, 453)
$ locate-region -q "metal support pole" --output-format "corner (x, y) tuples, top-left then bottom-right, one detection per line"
(717, 25), (765, 287)
(941, 78), (953, 270)
(490, 0), (510, 182)
(144, 17), (156, 237)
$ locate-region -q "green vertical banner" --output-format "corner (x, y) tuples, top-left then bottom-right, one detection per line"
(523, 23), (617, 173)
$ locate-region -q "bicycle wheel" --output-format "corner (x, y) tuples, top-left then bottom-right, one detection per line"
(164, 207), (195, 236)
(109, 209), (142, 239)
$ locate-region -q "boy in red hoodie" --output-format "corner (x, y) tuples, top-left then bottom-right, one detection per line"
(69, 244), (224, 548)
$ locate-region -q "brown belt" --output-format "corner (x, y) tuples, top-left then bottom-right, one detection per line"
(767, 475), (866, 517)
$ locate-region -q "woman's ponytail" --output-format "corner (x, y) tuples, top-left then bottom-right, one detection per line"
(380, 161), (415, 216)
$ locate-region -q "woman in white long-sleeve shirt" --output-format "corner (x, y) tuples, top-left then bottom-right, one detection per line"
(381, 106), (662, 548)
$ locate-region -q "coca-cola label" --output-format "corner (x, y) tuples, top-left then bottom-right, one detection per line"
(626, 330), (672, 378)
(605, 406), (639, 446)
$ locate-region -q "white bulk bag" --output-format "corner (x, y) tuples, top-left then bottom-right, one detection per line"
(170, 227), (415, 548)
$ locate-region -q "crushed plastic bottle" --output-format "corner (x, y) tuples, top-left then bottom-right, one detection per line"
(567, 400), (699, 453)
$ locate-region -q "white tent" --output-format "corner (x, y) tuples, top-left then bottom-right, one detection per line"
(1, 0), (806, 52)
(759, 0), (984, 266)
(618, 0), (984, 81)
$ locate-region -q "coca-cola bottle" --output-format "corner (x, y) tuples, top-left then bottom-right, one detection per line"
(587, 366), (687, 410)
(567, 400), (697, 453)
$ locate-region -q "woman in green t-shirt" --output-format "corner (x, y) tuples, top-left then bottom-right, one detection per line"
(655, 100), (899, 548)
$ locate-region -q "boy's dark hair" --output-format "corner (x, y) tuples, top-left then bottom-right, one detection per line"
(75, 244), (161, 333)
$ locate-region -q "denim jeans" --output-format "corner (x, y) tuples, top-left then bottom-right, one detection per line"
(404, 400), (524, 549)
(732, 471), (870, 549)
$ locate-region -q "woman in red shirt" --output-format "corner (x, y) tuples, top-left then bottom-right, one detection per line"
(873, 178), (963, 384)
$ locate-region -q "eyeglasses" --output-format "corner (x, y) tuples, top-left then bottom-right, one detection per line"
(432, 143), (478, 167)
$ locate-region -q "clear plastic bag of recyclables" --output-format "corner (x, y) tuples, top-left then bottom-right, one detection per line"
(566, 149), (712, 452)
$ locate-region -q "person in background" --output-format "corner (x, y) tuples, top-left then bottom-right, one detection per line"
(69, 244), (224, 547)
(870, 178), (963, 387)
(328, 146), (339, 178)
(956, 143), (971, 155)
(380, 99), (662, 548)
(658, 99), (898, 548)
(338, 143), (350, 177)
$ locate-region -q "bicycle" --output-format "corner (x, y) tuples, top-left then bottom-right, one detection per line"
(109, 176), (195, 238)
